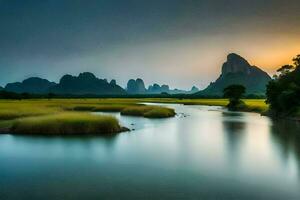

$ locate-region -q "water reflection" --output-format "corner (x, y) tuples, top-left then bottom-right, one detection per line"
(0, 134), (121, 160)
(271, 119), (300, 178)
(221, 112), (246, 169)
(1, 104), (300, 199)
(222, 112), (246, 134)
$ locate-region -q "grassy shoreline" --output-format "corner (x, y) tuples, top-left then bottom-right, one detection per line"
(11, 112), (128, 135)
(0, 99), (176, 134)
(138, 98), (268, 114)
(121, 105), (176, 118)
(1, 98), (297, 135)
(0, 98), (268, 134)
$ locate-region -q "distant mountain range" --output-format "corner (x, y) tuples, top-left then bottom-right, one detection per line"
(196, 53), (271, 96)
(126, 78), (199, 94)
(5, 77), (56, 94)
(49, 72), (126, 95)
(2, 53), (271, 96)
(4, 72), (126, 95)
(127, 79), (147, 94)
(3, 73), (199, 95)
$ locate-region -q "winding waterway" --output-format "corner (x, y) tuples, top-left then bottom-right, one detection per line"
(1, 104), (300, 199)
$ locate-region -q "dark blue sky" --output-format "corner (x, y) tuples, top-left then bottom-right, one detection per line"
(1, 0), (300, 89)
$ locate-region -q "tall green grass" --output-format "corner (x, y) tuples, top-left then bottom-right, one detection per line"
(0, 100), (61, 120)
(121, 105), (176, 118)
(0, 99), (177, 121)
(0, 99), (137, 120)
(0, 99), (178, 134)
(0, 98), (268, 135)
(67, 104), (135, 112)
(143, 107), (176, 118)
(11, 112), (126, 135)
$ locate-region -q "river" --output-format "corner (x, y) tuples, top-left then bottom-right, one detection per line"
(0, 104), (300, 199)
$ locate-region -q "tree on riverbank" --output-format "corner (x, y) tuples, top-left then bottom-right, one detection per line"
(266, 54), (300, 116)
(223, 84), (246, 111)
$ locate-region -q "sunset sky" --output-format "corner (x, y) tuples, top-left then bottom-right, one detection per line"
(0, 0), (299, 89)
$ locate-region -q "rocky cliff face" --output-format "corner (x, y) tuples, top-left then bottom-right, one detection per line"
(126, 79), (199, 95)
(148, 83), (170, 94)
(197, 53), (271, 96)
(126, 78), (146, 94)
(5, 77), (56, 94)
(221, 53), (252, 75)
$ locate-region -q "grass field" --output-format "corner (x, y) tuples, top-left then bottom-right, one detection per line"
(0, 98), (267, 134)
(121, 105), (176, 118)
(0, 99), (176, 134)
(11, 112), (126, 135)
(138, 98), (268, 113)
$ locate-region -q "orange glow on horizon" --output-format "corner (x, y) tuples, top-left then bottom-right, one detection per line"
(251, 52), (297, 74)
(239, 39), (300, 75)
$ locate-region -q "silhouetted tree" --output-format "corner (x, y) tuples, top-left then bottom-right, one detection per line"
(223, 84), (246, 111)
(293, 54), (300, 66)
(276, 65), (295, 76)
(266, 54), (300, 115)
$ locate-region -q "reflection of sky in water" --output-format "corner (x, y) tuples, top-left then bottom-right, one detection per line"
(0, 104), (300, 199)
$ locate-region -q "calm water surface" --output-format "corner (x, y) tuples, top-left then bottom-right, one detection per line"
(1, 104), (300, 199)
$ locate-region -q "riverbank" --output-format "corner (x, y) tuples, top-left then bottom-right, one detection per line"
(0, 98), (268, 134)
(11, 112), (129, 135)
(0, 99), (176, 134)
(266, 110), (300, 122)
(137, 98), (268, 114)
(1, 101), (300, 200)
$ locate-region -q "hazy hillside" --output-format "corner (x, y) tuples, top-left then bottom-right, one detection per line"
(5, 77), (56, 94)
(49, 72), (126, 95)
(127, 79), (147, 94)
(126, 79), (199, 95)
